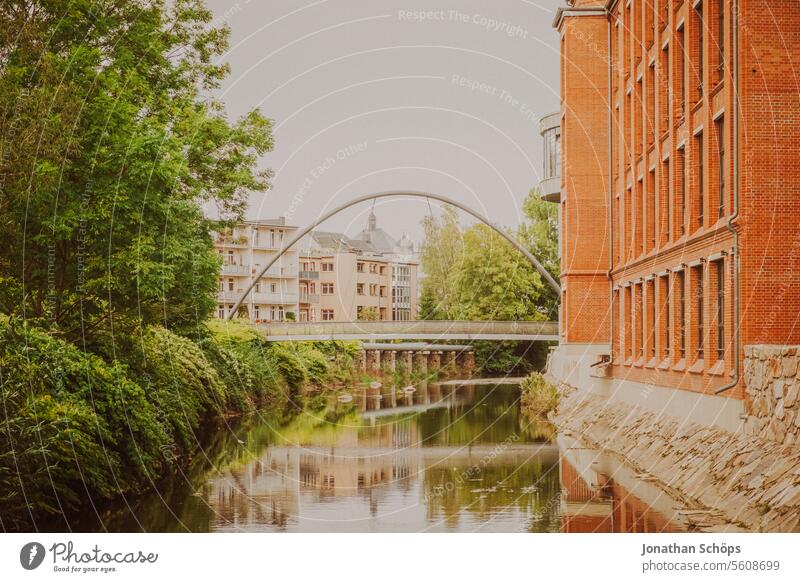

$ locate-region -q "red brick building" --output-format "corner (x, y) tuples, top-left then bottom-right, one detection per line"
(549, 0), (800, 419)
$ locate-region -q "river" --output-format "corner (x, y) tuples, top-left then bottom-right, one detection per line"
(70, 381), (693, 532)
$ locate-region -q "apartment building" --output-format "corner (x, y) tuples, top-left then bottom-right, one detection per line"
(297, 212), (419, 322)
(549, 0), (800, 426)
(213, 218), (299, 321)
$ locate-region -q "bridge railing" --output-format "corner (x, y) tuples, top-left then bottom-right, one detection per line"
(256, 320), (559, 339)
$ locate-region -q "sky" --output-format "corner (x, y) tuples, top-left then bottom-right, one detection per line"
(205, 0), (561, 245)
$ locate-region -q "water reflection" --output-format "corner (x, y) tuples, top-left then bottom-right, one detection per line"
(559, 434), (686, 533)
(81, 382), (692, 532)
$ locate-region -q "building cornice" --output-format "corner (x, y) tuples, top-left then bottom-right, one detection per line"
(552, 6), (608, 31)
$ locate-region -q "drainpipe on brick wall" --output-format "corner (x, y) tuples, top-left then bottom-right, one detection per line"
(715, 0), (741, 395)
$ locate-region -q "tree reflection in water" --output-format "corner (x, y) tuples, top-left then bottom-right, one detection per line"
(70, 382), (689, 532)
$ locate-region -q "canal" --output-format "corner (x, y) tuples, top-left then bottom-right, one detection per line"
(75, 381), (693, 533)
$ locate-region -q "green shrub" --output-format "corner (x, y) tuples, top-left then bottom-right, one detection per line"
(133, 326), (228, 452)
(0, 320), (168, 528)
(520, 371), (559, 417)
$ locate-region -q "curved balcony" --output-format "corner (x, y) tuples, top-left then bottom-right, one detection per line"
(538, 111), (562, 203)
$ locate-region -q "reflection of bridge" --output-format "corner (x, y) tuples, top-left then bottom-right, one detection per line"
(258, 320), (559, 341)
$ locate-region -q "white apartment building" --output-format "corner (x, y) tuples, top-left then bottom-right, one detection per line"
(214, 218), (299, 321)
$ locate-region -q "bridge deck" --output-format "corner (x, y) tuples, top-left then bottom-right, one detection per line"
(257, 320), (559, 342)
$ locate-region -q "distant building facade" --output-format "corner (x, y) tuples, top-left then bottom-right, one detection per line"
(213, 218), (299, 321)
(297, 211), (419, 322)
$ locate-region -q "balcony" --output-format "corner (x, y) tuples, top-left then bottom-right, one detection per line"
(217, 291), (298, 304)
(221, 264), (250, 276)
(299, 270), (319, 280)
(538, 111), (562, 203)
(250, 292), (298, 304)
(215, 235), (248, 247)
(538, 176), (562, 202)
(299, 291), (320, 304)
(261, 268), (297, 278)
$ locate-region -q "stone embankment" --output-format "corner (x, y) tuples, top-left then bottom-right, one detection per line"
(550, 368), (800, 532)
(743, 345), (800, 445)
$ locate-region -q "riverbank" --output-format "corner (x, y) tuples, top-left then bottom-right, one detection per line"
(0, 318), (361, 531)
(546, 376), (800, 532)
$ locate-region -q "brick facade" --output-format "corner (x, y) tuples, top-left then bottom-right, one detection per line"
(555, 0), (800, 400)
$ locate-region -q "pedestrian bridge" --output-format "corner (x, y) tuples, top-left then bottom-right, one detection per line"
(257, 320), (559, 342)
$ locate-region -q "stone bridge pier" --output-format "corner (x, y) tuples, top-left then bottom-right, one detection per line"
(359, 343), (475, 378)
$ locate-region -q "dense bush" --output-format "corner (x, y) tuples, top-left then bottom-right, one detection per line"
(0, 317), (351, 530)
(0, 320), (168, 529)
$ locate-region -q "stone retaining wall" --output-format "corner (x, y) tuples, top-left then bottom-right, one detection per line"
(551, 384), (800, 532)
(743, 345), (800, 446)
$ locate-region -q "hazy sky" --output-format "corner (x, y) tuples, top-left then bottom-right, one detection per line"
(205, 0), (561, 244)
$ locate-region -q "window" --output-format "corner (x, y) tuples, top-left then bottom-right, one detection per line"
(322, 262), (334, 272)
(636, 284), (644, 359)
(321, 309), (334, 321)
(695, 266), (704, 360)
(357, 262), (364, 273)
(270, 230), (276, 246)
(253, 305), (260, 321)
(695, 1), (704, 98)
(647, 63), (656, 146)
(227, 278), (234, 292)
(677, 145), (686, 236)
(624, 286), (632, 360)
(716, 117), (725, 218)
(696, 132), (704, 228)
(715, 259), (725, 360)
(613, 290), (621, 359)
(322, 283), (334, 295)
(648, 279), (656, 358)
(357, 283), (365, 295)
(662, 275), (671, 359)
(678, 270), (686, 359)
(624, 3), (631, 77)
(662, 157), (671, 244)
(270, 282), (277, 293)
(217, 305), (225, 319)
(369, 263), (377, 274)
(218, 278), (224, 292)
(677, 23), (686, 116)
(369, 284), (378, 296)
(717, 0), (724, 79)
(660, 43), (670, 130)
(636, 179), (644, 255)
(380, 286), (387, 297)
(227, 250), (234, 265)
(625, 187), (632, 260)
(379, 266), (387, 275)
(647, 169), (656, 249)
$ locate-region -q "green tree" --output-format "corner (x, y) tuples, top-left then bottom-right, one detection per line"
(357, 306), (379, 321)
(518, 188), (559, 315)
(418, 190), (558, 373)
(450, 224), (546, 321)
(0, 0), (273, 346)
(419, 206), (463, 319)
(419, 191), (556, 322)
